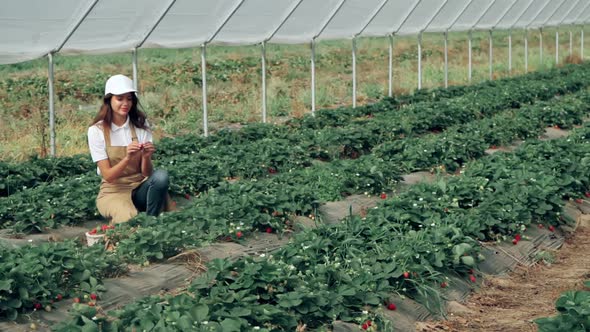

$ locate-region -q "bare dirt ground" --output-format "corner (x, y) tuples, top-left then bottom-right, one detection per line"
(417, 223), (590, 332)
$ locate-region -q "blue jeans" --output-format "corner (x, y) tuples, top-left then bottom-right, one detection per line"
(132, 170), (169, 216)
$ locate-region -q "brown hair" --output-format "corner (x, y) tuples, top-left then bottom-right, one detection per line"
(91, 93), (149, 132)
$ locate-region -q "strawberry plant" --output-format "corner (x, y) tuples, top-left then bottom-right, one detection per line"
(534, 281), (590, 331)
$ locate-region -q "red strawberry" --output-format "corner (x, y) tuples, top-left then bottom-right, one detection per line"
(469, 275), (477, 283)
(366, 320), (372, 326)
(236, 231), (243, 238)
(89, 228), (97, 235)
(268, 167), (277, 174)
(90, 293), (97, 301)
(441, 282), (448, 288)
(265, 227), (273, 234)
(403, 271), (410, 279)
(585, 192), (590, 198)
(101, 224), (109, 232)
(73, 297), (80, 303)
(380, 193), (387, 199)
(88, 302), (95, 307)
(387, 303), (397, 310)
(548, 225), (555, 232)
(512, 239), (518, 245)
(184, 194), (191, 200)
(362, 322), (369, 330)
(514, 234), (522, 241)
(33, 303), (42, 310)
(575, 198), (583, 204)
(55, 294), (63, 301)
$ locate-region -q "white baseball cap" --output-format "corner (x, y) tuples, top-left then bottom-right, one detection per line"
(104, 74), (137, 96)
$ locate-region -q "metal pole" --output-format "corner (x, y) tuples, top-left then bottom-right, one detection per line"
(201, 44), (208, 137)
(524, 29), (529, 73)
(582, 27), (585, 59)
(569, 30), (573, 56)
(489, 30), (493, 80)
(508, 30), (512, 74)
(132, 47), (138, 91)
(556, 31), (559, 64)
(258, 0), (303, 122)
(311, 40), (316, 114)
(444, 31), (448, 88)
(418, 33), (422, 90)
(352, 38), (357, 108)
(261, 41), (267, 123)
(48, 53), (55, 157)
(199, 0), (246, 136)
(388, 34), (393, 97)
(539, 29), (543, 67)
(468, 30), (472, 82)
(310, 0), (346, 114)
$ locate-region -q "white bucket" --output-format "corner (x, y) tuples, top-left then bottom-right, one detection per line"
(86, 232), (105, 246)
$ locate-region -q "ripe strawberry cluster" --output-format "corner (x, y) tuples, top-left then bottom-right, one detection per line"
(88, 224), (115, 235)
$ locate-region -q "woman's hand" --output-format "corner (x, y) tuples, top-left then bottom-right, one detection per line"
(125, 141), (143, 160)
(141, 142), (156, 159)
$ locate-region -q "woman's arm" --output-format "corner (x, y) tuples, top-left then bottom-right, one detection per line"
(140, 142), (155, 177)
(97, 142), (143, 182)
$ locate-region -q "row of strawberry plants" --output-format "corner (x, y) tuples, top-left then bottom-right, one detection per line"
(5, 71), (584, 235)
(287, 63), (589, 130)
(1, 87), (587, 321)
(0, 154), (93, 197)
(0, 240), (124, 321)
(374, 93), (589, 173)
(54, 122), (590, 331)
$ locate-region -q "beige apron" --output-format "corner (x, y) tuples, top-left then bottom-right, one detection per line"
(96, 123), (175, 224)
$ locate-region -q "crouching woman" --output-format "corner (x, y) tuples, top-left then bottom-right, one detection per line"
(87, 74), (174, 224)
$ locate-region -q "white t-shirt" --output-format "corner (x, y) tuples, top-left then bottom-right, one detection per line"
(87, 117), (153, 175)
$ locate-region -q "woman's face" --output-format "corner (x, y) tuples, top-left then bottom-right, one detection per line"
(110, 93), (134, 119)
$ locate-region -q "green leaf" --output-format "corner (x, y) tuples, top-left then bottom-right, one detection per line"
(190, 304), (209, 321)
(0, 279), (12, 291)
(80, 316), (99, 332)
(278, 293), (303, 308)
(177, 315), (193, 330)
(5, 298), (22, 309)
(460, 256), (476, 267)
(229, 307), (251, 317)
(81, 269), (91, 281)
(220, 318), (242, 331)
(18, 287), (28, 300)
(5, 308), (17, 321)
(89, 277), (97, 288)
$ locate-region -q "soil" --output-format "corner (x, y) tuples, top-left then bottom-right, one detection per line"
(417, 222), (590, 332)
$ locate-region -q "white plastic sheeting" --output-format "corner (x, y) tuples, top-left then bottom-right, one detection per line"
(2, 0), (589, 65)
